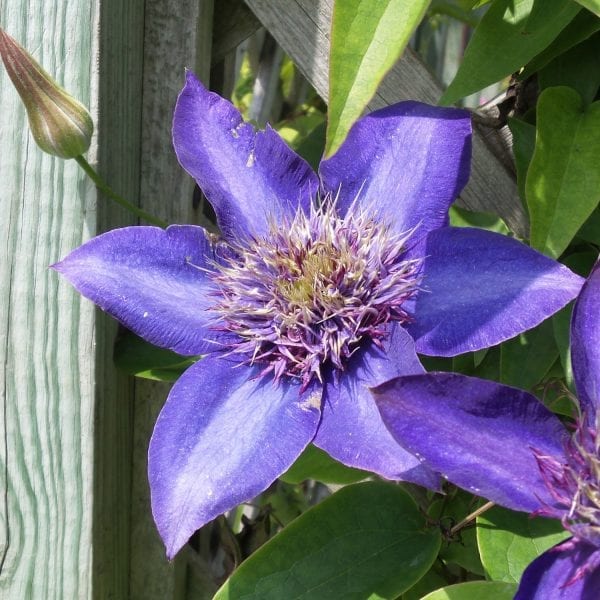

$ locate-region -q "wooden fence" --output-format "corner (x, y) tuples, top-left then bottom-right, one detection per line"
(0, 1), (523, 597)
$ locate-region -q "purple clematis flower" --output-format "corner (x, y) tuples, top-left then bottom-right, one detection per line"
(53, 71), (583, 558)
(375, 261), (600, 599)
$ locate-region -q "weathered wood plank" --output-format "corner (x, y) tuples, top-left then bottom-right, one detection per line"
(129, 1), (218, 598)
(94, 1), (146, 598)
(212, 0), (261, 64)
(245, 0), (529, 237)
(0, 2), (100, 598)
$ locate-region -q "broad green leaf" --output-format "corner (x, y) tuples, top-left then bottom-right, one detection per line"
(421, 581), (518, 600)
(113, 329), (197, 381)
(280, 444), (369, 485)
(214, 482), (441, 600)
(526, 87), (600, 257)
(326, 0), (430, 157)
(500, 318), (558, 391)
(575, 0), (600, 16)
(521, 9), (600, 77)
(440, 0), (579, 105)
(539, 32), (600, 105)
(477, 506), (568, 583)
(507, 117), (536, 201)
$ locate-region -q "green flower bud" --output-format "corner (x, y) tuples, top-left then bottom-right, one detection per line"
(0, 28), (93, 159)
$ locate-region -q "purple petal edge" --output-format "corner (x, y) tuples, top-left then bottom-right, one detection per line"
(516, 538), (600, 600)
(571, 260), (600, 417)
(320, 101), (471, 244)
(373, 372), (568, 513)
(314, 324), (439, 489)
(52, 225), (226, 355)
(173, 71), (318, 242)
(408, 227), (584, 356)
(149, 357), (321, 558)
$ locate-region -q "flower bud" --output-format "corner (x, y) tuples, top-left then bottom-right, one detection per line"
(0, 28), (93, 158)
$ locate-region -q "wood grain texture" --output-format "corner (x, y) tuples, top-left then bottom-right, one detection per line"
(212, 0), (261, 64)
(94, 1), (146, 598)
(245, 0), (529, 237)
(0, 2), (99, 597)
(129, 1), (218, 598)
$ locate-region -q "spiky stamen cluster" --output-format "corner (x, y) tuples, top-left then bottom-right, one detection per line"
(210, 200), (421, 387)
(534, 412), (600, 549)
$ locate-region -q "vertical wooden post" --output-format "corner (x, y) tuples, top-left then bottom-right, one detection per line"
(0, 2), (101, 597)
(128, 2), (217, 598)
(93, 1), (145, 597)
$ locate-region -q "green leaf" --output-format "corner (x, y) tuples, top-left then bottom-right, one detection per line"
(472, 346), (501, 382)
(521, 9), (600, 77)
(113, 329), (197, 381)
(539, 32), (600, 105)
(214, 482), (441, 600)
(507, 117), (536, 201)
(326, 0), (430, 157)
(280, 444), (369, 485)
(526, 87), (600, 258)
(400, 567), (447, 600)
(500, 318), (558, 391)
(449, 206), (509, 234)
(440, 0), (579, 105)
(421, 581), (518, 600)
(577, 207), (600, 245)
(477, 505), (568, 583)
(552, 305), (574, 391)
(574, 0), (600, 16)
(293, 121), (327, 172)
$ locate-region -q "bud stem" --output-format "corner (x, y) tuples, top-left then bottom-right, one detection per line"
(75, 155), (168, 228)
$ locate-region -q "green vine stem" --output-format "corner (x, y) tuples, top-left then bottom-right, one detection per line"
(450, 500), (496, 536)
(75, 155), (168, 228)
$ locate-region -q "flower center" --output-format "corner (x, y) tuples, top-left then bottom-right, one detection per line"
(535, 413), (600, 548)
(211, 200), (421, 387)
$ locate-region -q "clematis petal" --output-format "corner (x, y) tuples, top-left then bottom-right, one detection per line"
(148, 356), (321, 558)
(52, 225), (226, 355)
(173, 71), (318, 242)
(319, 102), (471, 242)
(373, 373), (568, 513)
(571, 261), (600, 416)
(515, 538), (600, 600)
(407, 227), (584, 356)
(314, 325), (439, 488)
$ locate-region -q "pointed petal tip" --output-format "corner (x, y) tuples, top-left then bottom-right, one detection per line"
(373, 372), (567, 513)
(320, 101), (472, 239)
(149, 358), (321, 560)
(172, 70), (317, 241)
(410, 227), (585, 356)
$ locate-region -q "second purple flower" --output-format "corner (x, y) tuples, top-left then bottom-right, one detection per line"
(54, 71), (582, 557)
